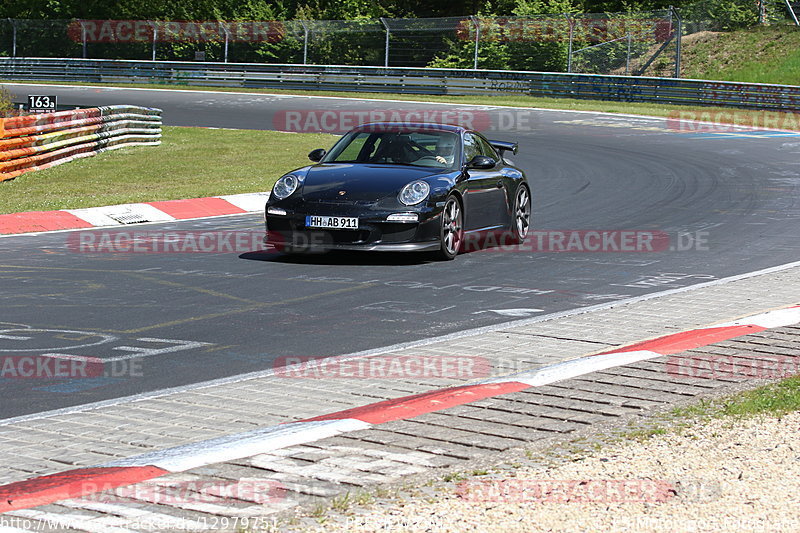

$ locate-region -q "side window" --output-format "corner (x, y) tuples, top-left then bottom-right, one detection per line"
(476, 136), (500, 160)
(336, 133), (370, 161)
(463, 133), (481, 163)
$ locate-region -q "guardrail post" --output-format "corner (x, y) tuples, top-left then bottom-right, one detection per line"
(626, 33), (631, 75)
(671, 6), (682, 78)
(380, 18), (390, 67)
(565, 14), (574, 73)
(300, 21), (309, 64)
(8, 19), (16, 58)
(221, 23), (230, 62)
(151, 22), (157, 61)
(470, 15), (480, 69)
(80, 21), (87, 58)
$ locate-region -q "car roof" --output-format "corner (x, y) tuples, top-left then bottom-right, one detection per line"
(352, 122), (467, 134)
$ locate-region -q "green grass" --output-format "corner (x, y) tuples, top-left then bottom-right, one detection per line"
(618, 375), (800, 443)
(0, 126), (333, 214)
(681, 25), (800, 85)
(674, 375), (800, 420)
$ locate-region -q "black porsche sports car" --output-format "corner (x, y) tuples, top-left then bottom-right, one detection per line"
(264, 122), (531, 260)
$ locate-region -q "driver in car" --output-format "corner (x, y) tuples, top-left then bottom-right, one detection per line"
(434, 136), (455, 166)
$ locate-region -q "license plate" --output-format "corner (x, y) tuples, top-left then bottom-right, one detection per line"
(305, 216), (359, 229)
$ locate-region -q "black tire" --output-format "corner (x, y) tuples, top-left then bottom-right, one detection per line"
(437, 194), (463, 260)
(510, 184), (531, 244)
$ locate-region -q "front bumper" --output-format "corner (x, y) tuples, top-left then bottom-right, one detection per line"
(264, 206), (441, 253)
(262, 236), (440, 252)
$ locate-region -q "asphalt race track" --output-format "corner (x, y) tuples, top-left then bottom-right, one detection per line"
(2, 83), (800, 419)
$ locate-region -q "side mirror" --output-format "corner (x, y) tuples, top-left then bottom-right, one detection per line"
(308, 148), (326, 162)
(466, 155), (496, 170)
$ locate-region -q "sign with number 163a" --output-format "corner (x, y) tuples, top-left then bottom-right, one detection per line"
(27, 95), (57, 113)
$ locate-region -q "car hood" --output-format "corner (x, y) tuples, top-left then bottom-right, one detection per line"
(301, 164), (442, 203)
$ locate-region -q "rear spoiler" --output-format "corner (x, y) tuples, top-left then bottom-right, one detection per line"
(489, 140), (518, 156)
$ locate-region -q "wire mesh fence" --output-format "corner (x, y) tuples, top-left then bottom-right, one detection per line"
(0, 10), (759, 76)
(568, 10), (679, 76)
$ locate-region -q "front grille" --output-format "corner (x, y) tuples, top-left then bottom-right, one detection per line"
(379, 223), (418, 243)
(267, 215), (419, 246)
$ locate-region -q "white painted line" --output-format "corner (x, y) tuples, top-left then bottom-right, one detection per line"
(485, 349), (662, 387)
(66, 202), (177, 226)
(103, 418), (370, 472)
(483, 308), (544, 317)
(216, 192), (270, 212)
(39, 353), (99, 362)
(108, 338), (213, 362)
(0, 329), (117, 353)
(3, 258), (800, 427)
(0, 335), (31, 340)
(713, 306), (800, 329)
(65, 208), (123, 227)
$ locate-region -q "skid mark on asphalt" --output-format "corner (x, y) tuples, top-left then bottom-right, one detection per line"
(0, 263), (375, 335)
(0, 265), (373, 334)
(123, 272), (263, 305)
(113, 283), (374, 334)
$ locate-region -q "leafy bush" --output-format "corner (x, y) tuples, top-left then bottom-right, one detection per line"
(681, 0), (759, 31)
(0, 86), (12, 116)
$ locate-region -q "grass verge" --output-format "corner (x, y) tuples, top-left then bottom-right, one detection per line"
(674, 374), (800, 420)
(681, 25), (800, 85)
(0, 126), (333, 214)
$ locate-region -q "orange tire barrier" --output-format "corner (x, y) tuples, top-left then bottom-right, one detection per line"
(0, 105), (162, 182)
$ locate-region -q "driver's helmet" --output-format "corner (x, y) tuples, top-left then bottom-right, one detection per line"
(436, 135), (455, 157)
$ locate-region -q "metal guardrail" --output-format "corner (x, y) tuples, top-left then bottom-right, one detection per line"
(1, 57), (799, 112)
(1, 104), (162, 182)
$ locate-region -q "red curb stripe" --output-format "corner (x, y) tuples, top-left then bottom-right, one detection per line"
(0, 211), (94, 235)
(148, 197), (246, 219)
(0, 466), (167, 513)
(0, 308), (794, 514)
(304, 381), (531, 425)
(596, 325), (766, 356)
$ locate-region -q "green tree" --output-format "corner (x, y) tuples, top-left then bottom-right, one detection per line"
(0, 86), (12, 116)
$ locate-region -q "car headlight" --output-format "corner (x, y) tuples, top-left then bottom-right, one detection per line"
(272, 174), (300, 200)
(398, 180), (430, 206)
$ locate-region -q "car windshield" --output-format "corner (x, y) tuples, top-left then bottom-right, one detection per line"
(324, 130), (461, 169)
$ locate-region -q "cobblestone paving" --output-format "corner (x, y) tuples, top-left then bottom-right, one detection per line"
(1, 266), (799, 531)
